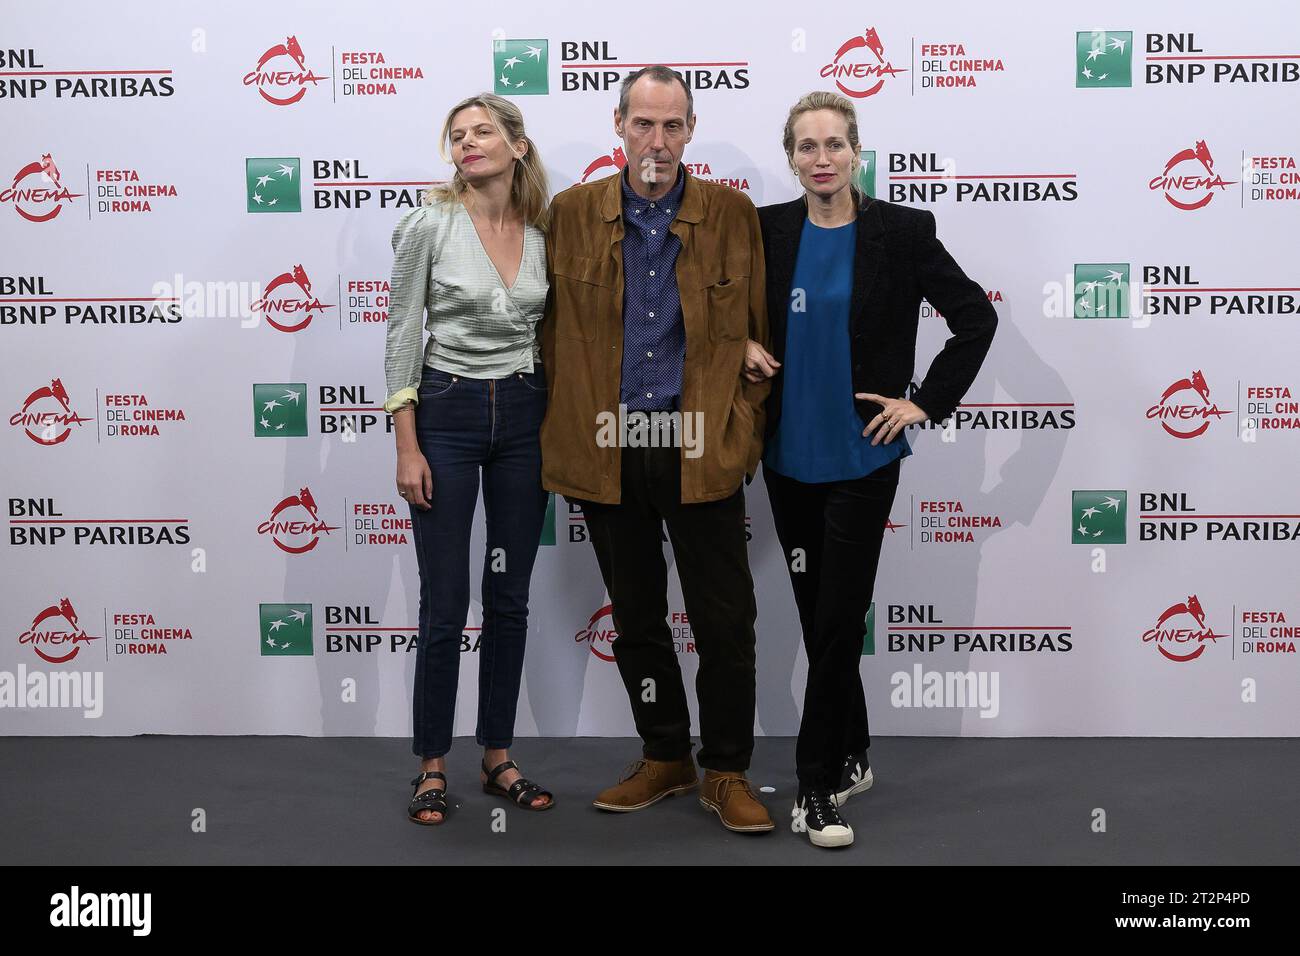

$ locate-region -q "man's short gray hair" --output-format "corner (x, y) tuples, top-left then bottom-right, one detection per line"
(617, 65), (694, 121)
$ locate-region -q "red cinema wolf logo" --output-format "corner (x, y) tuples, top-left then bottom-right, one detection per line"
(243, 36), (330, 106)
(1146, 369), (1232, 439)
(19, 597), (101, 664)
(821, 28), (907, 98)
(1141, 594), (1225, 662)
(3, 153), (84, 222)
(258, 486), (339, 553)
(581, 146), (627, 183)
(251, 264), (334, 332)
(9, 378), (92, 445)
(1149, 140), (1236, 210)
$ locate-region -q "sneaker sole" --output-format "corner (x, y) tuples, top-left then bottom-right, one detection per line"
(591, 780), (697, 812)
(698, 797), (777, 832)
(834, 767), (874, 805)
(808, 825), (854, 848)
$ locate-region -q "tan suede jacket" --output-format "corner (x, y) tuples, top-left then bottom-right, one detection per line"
(539, 165), (771, 504)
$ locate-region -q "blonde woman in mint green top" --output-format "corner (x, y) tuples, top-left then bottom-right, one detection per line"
(384, 92), (555, 825)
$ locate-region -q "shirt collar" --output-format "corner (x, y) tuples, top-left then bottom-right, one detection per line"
(620, 163), (685, 220)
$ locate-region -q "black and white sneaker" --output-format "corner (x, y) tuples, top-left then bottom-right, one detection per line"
(792, 788), (854, 848)
(834, 752), (873, 806)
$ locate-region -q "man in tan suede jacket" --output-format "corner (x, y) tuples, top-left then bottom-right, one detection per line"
(539, 66), (774, 833)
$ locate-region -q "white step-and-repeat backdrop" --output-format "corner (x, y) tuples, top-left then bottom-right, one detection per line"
(4, 1), (1298, 739)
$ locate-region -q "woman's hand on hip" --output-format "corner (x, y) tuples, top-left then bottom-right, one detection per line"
(396, 448), (433, 510)
(856, 392), (929, 446)
(742, 339), (780, 383)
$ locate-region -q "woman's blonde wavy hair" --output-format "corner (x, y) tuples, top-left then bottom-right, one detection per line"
(781, 90), (867, 207)
(424, 92), (550, 228)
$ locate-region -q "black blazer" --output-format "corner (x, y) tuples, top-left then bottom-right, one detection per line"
(757, 193), (998, 439)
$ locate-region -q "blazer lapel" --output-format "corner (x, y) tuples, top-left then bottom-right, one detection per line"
(850, 196), (885, 335)
(766, 196), (806, 361)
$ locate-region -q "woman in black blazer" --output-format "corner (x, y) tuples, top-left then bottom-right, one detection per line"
(744, 90), (997, 848)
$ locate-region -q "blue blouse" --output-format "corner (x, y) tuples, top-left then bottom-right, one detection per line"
(763, 217), (912, 483)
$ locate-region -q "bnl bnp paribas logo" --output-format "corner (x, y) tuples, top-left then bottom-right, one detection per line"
(493, 39), (548, 95)
(259, 603), (313, 656)
(245, 157), (301, 212)
(856, 151), (877, 199)
(1073, 263), (1130, 318)
(1071, 490), (1127, 544)
(253, 383), (308, 436)
(1075, 31), (1132, 87)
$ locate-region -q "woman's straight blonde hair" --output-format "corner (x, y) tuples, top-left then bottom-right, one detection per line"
(424, 92), (550, 228)
(781, 90), (867, 207)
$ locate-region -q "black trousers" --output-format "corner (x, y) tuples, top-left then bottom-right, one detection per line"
(577, 444), (757, 772)
(762, 457), (900, 788)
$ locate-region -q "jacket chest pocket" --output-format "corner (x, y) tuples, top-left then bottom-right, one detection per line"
(699, 273), (749, 341)
(552, 254), (614, 342)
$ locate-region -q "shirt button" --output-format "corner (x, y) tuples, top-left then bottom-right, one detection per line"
(650, 202), (656, 208)
(646, 351), (653, 357)
(649, 271), (655, 277)
(646, 392), (653, 398)
(665, 208), (672, 214)
(648, 311), (655, 318)
(650, 229), (656, 235)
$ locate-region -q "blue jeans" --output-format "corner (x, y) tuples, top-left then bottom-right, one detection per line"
(408, 363), (549, 758)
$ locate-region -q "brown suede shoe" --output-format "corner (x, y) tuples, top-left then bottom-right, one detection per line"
(592, 756), (699, 811)
(698, 770), (775, 833)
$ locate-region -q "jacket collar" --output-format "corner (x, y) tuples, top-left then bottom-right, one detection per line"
(600, 162), (703, 224)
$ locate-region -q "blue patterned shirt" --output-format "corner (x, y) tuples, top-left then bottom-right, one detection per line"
(619, 166), (686, 412)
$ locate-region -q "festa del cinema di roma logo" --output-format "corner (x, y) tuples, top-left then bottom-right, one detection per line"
(243, 36), (329, 105)
(3, 153), (83, 222)
(575, 605), (619, 662)
(250, 264), (334, 332)
(10, 378), (92, 445)
(1142, 594), (1226, 662)
(1146, 370), (1233, 439)
(258, 486), (339, 553)
(1149, 140), (1236, 209)
(821, 27), (907, 98)
(19, 597), (101, 664)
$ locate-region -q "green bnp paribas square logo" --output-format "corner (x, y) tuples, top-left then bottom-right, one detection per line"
(1075, 31), (1132, 87)
(493, 39), (547, 95)
(856, 150), (876, 199)
(862, 602), (875, 656)
(1071, 490), (1127, 544)
(246, 157), (301, 212)
(259, 603), (313, 656)
(253, 383), (308, 436)
(1073, 263), (1130, 319)
(539, 493), (557, 546)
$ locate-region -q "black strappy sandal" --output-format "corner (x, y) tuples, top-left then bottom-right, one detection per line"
(407, 770), (449, 825)
(481, 759), (554, 811)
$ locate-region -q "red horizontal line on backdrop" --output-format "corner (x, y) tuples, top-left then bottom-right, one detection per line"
(0, 69), (172, 75)
(323, 627), (480, 631)
(886, 626), (1072, 630)
(960, 403), (1074, 407)
(891, 174), (1077, 180)
(313, 181), (437, 186)
(561, 62), (747, 68)
(1150, 287), (1300, 293)
(1146, 54), (1300, 60)
(1140, 514), (1300, 519)
(9, 518), (187, 524)
(0, 297), (178, 302)
(327, 407), (383, 412)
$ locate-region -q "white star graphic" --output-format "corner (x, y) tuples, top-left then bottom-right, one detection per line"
(1103, 496), (1122, 511)
(259, 417), (271, 429)
(282, 388), (301, 404)
(1098, 73), (1108, 81)
(252, 192), (264, 205)
(289, 608), (308, 624)
(263, 399), (281, 411)
(503, 56), (521, 68)
(256, 174), (272, 187)
(1104, 270), (1124, 283)
(1078, 523), (1089, 537)
(1087, 49), (1104, 62)
(277, 164), (295, 179)
(267, 198), (278, 206)
(525, 46), (542, 60)
(499, 74), (510, 87)
(1082, 506), (1099, 518)
(1109, 37), (1126, 53)
(269, 619), (286, 632)
(1081, 67), (1093, 80)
